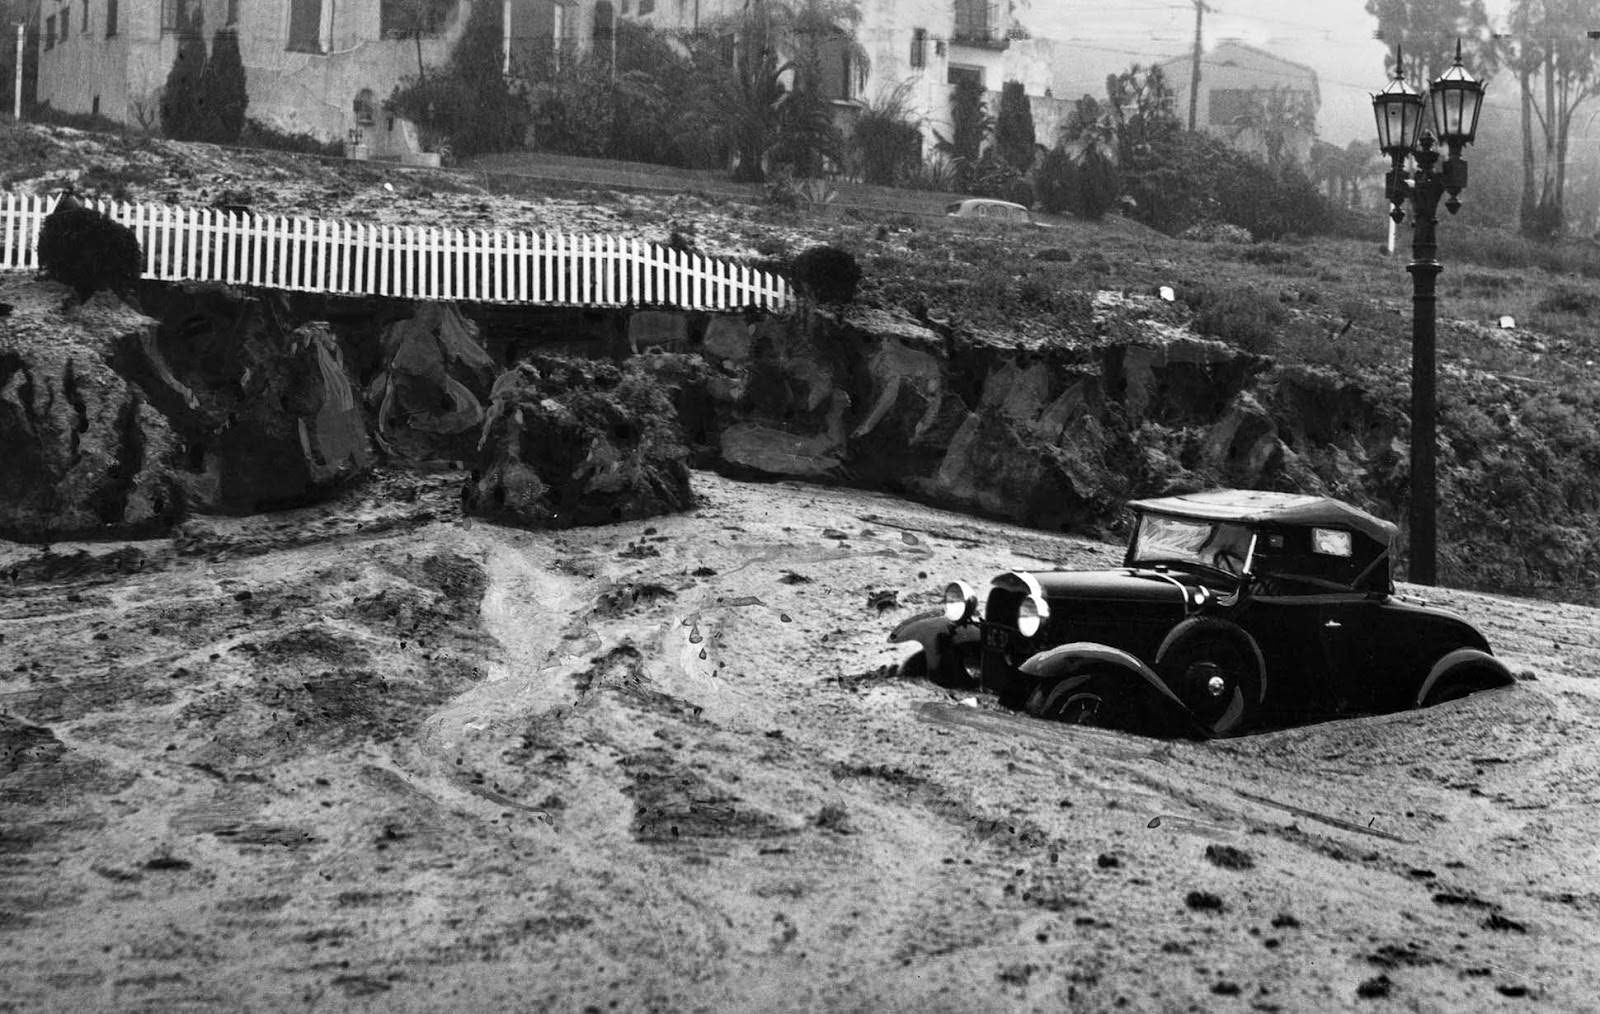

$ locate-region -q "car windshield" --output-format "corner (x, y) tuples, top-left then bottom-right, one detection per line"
(1130, 514), (1255, 576)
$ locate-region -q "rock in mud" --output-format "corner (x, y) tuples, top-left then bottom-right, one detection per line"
(365, 301), (496, 462)
(463, 355), (693, 529)
(131, 282), (373, 512)
(0, 278), (186, 541)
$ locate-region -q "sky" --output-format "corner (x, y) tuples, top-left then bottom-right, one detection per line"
(1028, 0), (1518, 147)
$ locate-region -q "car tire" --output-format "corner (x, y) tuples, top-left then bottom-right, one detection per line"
(1156, 620), (1264, 738)
(1418, 668), (1500, 707)
(899, 650), (929, 681)
(1025, 671), (1152, 732)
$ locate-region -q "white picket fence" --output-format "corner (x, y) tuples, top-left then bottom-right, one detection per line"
(0, 192), (792, 311)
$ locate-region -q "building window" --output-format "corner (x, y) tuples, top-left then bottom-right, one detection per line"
(638, 0), (655, 14)
(45, 14), (55, 49)
(160, 0), (184, 34)
(288, 0), (325, 53)
(226, 0), (238, 25)
(948, 64), (983, 88)
(910, 27), (926, 69)
(381, 0), (449, 38)
(59, 4), (68, 40)
(106, 0), (117, 36)
(81, 0), (89, 33)
(953, 0), (990, 43)
(353, 88), (376, 126)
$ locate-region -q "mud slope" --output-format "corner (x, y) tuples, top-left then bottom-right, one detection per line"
(2, 471), (1598, 1012)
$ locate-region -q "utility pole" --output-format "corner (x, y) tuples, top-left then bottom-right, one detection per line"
(1188, 0), (1210, 132)
(12, 15), (23, 122)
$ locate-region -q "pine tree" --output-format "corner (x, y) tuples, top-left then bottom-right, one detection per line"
(196, 28), (248, 143)
(160, 9), (207, 140)
(995, 80), (1036, 173)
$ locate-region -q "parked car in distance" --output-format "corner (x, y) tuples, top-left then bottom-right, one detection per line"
(945, 198), (1034, 225)
(890, 489), (1514, 738)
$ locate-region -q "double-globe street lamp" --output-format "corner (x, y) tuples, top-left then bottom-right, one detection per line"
(1372, 42), (1486, 587)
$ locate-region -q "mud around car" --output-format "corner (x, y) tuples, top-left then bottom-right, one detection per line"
(891, 490), (1513, 738)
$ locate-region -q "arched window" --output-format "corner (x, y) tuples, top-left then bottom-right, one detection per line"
(353, 88), (376, 126)
(593, 1), (615, 48)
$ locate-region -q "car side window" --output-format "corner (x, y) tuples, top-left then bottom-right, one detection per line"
(1252, 528), (1375, 593)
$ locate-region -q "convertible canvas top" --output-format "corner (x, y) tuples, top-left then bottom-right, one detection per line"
(1127, 489), (1398, 545)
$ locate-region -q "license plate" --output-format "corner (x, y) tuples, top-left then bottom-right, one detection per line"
(985, 625), (1009, 650)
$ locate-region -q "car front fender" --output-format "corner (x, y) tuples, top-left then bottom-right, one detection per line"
(1019, 642), (1189, 712)
(1413, 648), (1514, 707)
(888, 609), (979, 677)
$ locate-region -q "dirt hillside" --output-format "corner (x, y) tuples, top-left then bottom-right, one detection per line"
(3, 470), (1597, 1012)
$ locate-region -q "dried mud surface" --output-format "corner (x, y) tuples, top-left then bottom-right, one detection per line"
(3, 471), (1599, 1012)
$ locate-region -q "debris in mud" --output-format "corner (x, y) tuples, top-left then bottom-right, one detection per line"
(692, 566), (718, 577)
(1365, 942), (1436, 969)
(779, 570), (812, 584)
(1096, 853), (1121, 869)
(814, 803), (855, 834)
(867, 589), (899, 612)
(1204, 844), (1255, 871)
(997, 962), (1037, 986)
(623, 748), (789, 843)
(1432, 891), (1493, 909)
(595, 581), (677, 617)
(142, 855), (193, 872)
(1271, 913), (1300, 929)
(1185, 891), (1225, 913)
(1482, 912), (1528, 933)
(1355, 975), (1393, 999)
(4, 546), (153, 583)
(1211, 980), (1241, 996)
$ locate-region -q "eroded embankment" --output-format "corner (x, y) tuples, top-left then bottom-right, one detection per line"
(4, 274), (1597, 603)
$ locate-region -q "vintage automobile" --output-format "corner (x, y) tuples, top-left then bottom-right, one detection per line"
(944, 198), (1036, 224)
(890, 490), (1514, 738)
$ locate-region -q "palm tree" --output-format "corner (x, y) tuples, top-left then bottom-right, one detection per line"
(693, 0), (868, 183)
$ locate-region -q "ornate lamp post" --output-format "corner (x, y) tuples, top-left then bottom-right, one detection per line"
(1372, 43), (1485, 586)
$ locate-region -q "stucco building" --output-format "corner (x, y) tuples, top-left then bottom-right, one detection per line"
(30, 0), (606, 158)
(1157, 39), (1320, 166)
(626, 0), (1068, 161)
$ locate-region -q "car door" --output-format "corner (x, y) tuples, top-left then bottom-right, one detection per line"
(1315, 595), (1382, 712)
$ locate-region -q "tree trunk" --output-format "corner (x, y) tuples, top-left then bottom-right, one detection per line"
(1519, 68), (1537, 232)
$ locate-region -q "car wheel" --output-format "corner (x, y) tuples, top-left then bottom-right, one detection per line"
(1157, 627), (1263, 738)
(1026, 672), (1149, 732)
(898, 650), (929, 681)
(1419, 669), (1500, 707)
(928, 637), (980, 689)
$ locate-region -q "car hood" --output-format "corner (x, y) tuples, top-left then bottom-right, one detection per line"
(1023, 568), (1198, 604)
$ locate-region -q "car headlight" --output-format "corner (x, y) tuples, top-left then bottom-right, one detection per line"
(943, 581), (977, 623)
(1016, 594), (1050, 637)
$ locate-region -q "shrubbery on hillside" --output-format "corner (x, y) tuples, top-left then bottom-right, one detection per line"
(389, 0), (529, 157)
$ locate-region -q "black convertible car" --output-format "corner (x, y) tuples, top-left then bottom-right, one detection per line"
(891, 490), (1513, 738)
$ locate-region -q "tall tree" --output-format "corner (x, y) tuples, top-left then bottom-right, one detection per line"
(1365, 0), (1495, 90)
(1228, 86), (1316, 169)
(697, 0), (866, 183)
(994, 80), (1037, 172)
(1500, 0), (1600, 236)
(196, 27), (248, 143)
(160, 8), (207, 140)
(384, 0), (458, 81)
(1104, 64), (1178, 166)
